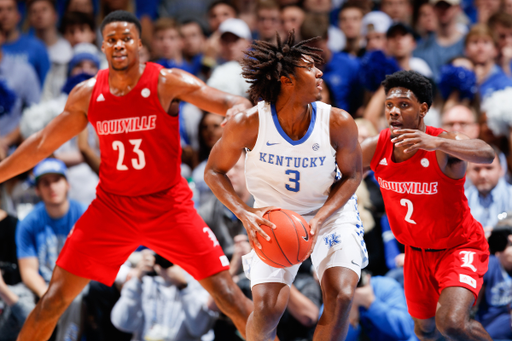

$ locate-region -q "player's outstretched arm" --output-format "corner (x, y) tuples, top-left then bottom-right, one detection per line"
(204, 108), (276, 250)
(158, 68), (251, 117)
(0, 80), (92, 183)
(361, 135), (379, 171)
(391, 129), (495, 163)
(307, 108), (363, 255)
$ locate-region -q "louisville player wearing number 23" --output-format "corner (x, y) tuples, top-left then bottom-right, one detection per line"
(205, 32), (368, 341)
(361, 70), (495, 341)
(0, 10), (255, 341)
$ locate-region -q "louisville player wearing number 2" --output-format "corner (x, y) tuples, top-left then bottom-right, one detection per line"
(205, 32), (368, 341)
(0, 11), (255, 341)
(361, 70), (494, 341)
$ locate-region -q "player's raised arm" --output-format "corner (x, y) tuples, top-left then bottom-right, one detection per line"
(0, 80), (92, 183)
(307, 108), (363, 254)
(204, 109), (276, 249)
(158, 68), (252, 117)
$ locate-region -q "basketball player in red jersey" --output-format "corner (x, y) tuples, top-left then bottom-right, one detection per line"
(0, 11), (255, 341)
(361, 70), (494, 340)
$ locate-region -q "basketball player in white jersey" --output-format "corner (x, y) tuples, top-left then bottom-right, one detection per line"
(205, 33), (368, 341)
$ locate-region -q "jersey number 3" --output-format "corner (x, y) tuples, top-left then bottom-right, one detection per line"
(285, 170), (300, 192)
(400, 199), (416, 224)
(113, 139), (146, 170)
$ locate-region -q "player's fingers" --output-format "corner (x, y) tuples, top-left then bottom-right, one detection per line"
(260, 217), (276, 229)
(404, 143), (421, 153)
(220, 117), (228, 127)
(249, 229), (263, 249)
(254, 224), (271, 241)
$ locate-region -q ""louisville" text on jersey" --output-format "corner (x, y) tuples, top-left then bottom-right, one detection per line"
(378, 177), (438, 195)
(96, 115), (157, 135)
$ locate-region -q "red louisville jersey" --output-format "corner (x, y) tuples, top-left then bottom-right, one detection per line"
(88, 62), (181, 196)
(370, 126), (483, 249)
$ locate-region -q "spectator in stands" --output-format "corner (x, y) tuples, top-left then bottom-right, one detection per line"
(465, 24), (512, 99)
(59, 11), (96, 47)
(15, 158), (86, 341)
(64, 0), (94, 16)
(387, 22), (433, 77)
(489, 13), (512, 77)
(415, 2), (438, 39)
(505, 0), (512, 16)
(345, 270), (416, 341)
(206, 18), (251, 98)
(380, 0), (412, 24)
(180, 19), (207, 78)
(477, 224), (512, 340)
(361, 11), (392, 52)
(152, 18), (200, 76)
(339, 1), (365, 57)
(281, 5), (305, 41)
(28, 0), (73, 102)
(255, 0), (282, 44)
(441, 105), (480, 139)
(474, 0), (501, 24)
(204, 1), (237, 66)
(301, 13), (362, 113)
(111, 253), (218, 341)
(191, 112), (224, 206)
(466, 147), (512, 230)
(198, 154), (252, 260)
(0, 0), (50, 86)
(413, 0), (466, 81)
(0, 31), (41, 161)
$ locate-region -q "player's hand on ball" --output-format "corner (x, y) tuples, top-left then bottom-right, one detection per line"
(239, 207), (279, 250)
(391, 129), (440, 153)
(305, 217), (321, 259)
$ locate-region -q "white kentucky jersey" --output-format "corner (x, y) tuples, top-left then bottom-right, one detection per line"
(246, 101), (340, 215)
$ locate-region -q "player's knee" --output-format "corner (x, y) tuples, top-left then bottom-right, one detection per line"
(414, 322), (437, 339)
(436, 310), (466, 338)
(253, 299), (286, 326)
(327, 286), (354, 315)
(39, 290), (72, 316)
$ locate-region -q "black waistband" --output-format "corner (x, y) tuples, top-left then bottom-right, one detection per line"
(410, 246), (446, 252)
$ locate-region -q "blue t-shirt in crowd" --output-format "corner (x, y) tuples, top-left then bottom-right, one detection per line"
(156, 54), (203, 77)
(345, 276), (418, 341)
(2, 34), (50, 86)
(323, 52), (362, 113)
(479, 65), (512, 99)
(466, 178), (512, 228)
(413, 33), (465, 82)
(476, 255), (512, 340)
(15, 200), (86, 283)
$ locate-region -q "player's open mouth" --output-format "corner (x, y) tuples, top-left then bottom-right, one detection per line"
(390, 122), (402, 128)
(113, 55), (127, 61)
(316, 80), (323, 91)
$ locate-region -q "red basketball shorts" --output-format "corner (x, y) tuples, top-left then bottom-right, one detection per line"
(56, 177), (229, 286)
(403, 234), (489, 320)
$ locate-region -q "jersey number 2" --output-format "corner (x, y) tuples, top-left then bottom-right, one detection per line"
(400, 199), (416, 224)
(113, 139), (146, 171)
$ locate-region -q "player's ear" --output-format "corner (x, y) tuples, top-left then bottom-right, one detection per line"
(419, 102), (428, 118)
(280, 75), (293, 87)
(101, 40), (105, 54)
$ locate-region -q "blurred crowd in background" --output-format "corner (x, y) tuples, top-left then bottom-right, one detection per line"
(0, 0), (512, 340)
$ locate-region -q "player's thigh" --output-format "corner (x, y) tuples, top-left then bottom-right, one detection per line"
(143, 203), (229, 281)
(241, 249), (301, 288)
(310, 221), (367, 284)
(436, 286), (476, 327)
(403, 247), (440, 320)
(56, 195), (140, 285)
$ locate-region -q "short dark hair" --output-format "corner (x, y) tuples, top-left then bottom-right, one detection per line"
(382, 70), (433, 108)
(100, 10), (142, 37)
(59, 11), (95, 35)
(27, 0), (56, 10)
(241, 31), (323, 103)
(208, 0), (238, 16)
(300, 13), (329, 41)
(180, 18), (208, 37)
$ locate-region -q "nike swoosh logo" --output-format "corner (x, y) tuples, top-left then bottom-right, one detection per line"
(297, 219), (309, 242)
(266, 142), (279, 146)
(351, 260), (360, 267)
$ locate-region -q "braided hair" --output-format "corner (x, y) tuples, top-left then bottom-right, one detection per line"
(241, 31), (323, 104)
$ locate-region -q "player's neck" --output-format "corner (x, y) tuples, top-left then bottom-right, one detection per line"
(274, 97), (311, 140)
(45, 200), (70, 219)
(108, 63), (145, 97)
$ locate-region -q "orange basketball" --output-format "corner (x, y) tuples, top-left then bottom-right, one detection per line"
(254, 209), (312, 268)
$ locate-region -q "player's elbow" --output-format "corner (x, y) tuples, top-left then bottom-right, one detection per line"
(482, 145), (496, 164)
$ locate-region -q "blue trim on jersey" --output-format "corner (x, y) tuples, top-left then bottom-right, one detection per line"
(271, 102), (317, 146)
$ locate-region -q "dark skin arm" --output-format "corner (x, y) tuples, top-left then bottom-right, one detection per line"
(392, 129), (495, 179)
(204, 107), (277, 250)
(306, 108), (362, 256)
(157, 68), (251, 118)
(0, 79), (92, 183)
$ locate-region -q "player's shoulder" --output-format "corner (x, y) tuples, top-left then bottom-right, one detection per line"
(65, 76), (97, 112)
(226, 105), (259, 130)
(158, 67), (202, 89)
(329, 106), (357, 133)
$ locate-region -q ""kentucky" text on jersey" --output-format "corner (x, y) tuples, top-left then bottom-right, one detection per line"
(378, 177), (438, 195)
(96, 115), (157, 135)
(259, 152), (327, 168)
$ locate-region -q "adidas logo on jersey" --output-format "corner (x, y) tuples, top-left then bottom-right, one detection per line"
(97, 94), (105, 102)
(379, 158), (388, 166)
